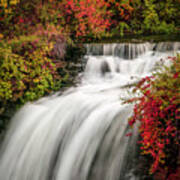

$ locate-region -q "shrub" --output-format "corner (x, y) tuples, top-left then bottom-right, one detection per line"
(59, 0), (111, 38)
(0, 38), (62, 132)
(128, 55), (180, 179)
(58, 0), (134, 39)
(130, 0), (180, 35)
(0, 0), (38, 37)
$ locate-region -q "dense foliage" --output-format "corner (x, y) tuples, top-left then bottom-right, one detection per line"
(130, 0), (180, 35)
(1, 0), (179, 39)
(0, 0), (132, 39)
(0, 35), (69, 132)
(129, 55), (180, 179)
(59, 0), (111, 38)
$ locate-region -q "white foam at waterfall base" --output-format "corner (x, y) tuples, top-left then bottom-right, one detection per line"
(0, 43), (179, 180)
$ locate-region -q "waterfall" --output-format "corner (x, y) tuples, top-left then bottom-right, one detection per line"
(154, 42), (180, 52)
(85, 43), (152, 59)
(0, 42), (179, 180)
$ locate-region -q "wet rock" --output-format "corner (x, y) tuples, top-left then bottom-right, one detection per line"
(101, 61), (111, 75)
(51, 38), (66, 60)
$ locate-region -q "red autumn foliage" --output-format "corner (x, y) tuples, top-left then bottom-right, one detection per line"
(59, 0), (111, 37)
(128, 56), (180, 179)
(59, 0), (133, 38)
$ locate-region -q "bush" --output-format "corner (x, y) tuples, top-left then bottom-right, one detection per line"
(0, 37), (62, 132)
(128, 55), (180, 179)
(130, 0), (180, 35)
(58, 0), (111, 38)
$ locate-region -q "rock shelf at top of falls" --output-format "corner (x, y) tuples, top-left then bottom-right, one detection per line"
(0, 42), (179, 180)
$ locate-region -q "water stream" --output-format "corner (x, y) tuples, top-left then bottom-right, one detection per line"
(0, 42), (180, 180)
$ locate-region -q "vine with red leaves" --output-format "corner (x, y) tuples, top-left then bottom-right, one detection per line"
(129, 56), (180, 179)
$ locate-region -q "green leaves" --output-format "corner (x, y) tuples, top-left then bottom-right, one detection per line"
(0, 37), (62, 131)
(130, 0), (180, 35)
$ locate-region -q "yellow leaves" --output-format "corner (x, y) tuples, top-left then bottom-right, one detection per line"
(141, 151), (149, 155)
(44, 45), (50, 52)
(49, 42), (54, 50)
(10, 0), (20, 6)
(0, 0), (8, 8)
(0, 34), (3, 39)
(0, 0), (20, 15)
(0, 0), (20, 7)
(0, 35), (62, 118)
(0, 81), (12, 100)
(33, 78), (40, 83)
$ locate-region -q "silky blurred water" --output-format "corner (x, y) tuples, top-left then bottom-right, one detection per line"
(0, 42), (179, 180)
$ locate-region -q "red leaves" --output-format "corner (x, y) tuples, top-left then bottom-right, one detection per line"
(128, 56), (180, 178)
(173, 72), (179, 79)
(59, 0), (133, 38)
(18, 17), (24, 24)
(129, 118), (135, 126)
(60, 0), (111, 37)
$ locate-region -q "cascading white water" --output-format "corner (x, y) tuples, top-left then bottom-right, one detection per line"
(85, 43), (152, 59)
(154, 42), (180, 52)
(0, 42), (179, 180)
